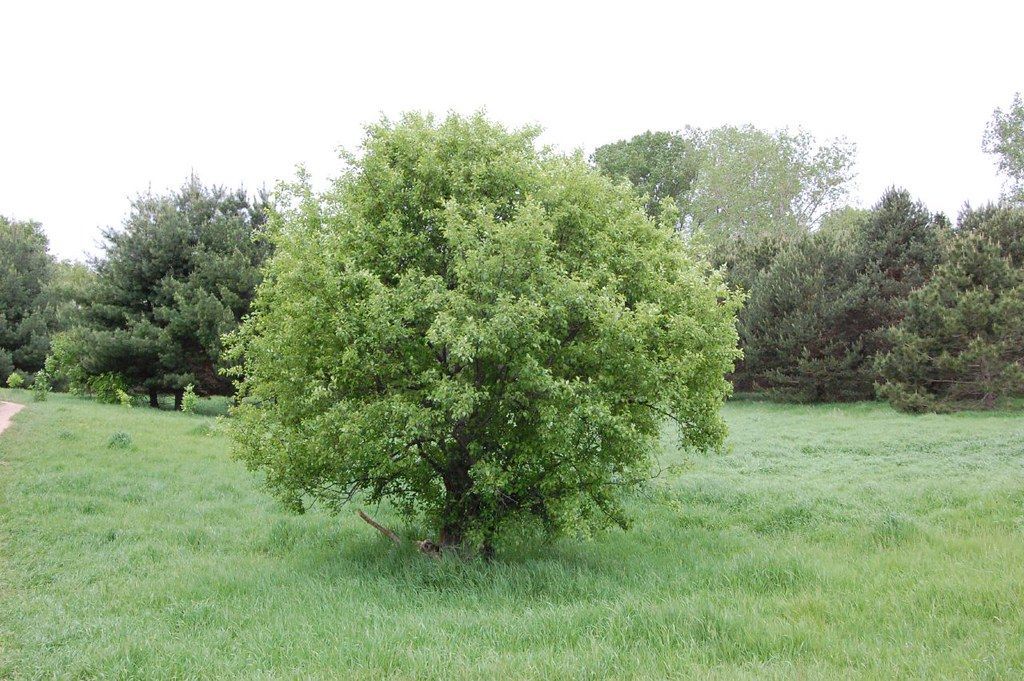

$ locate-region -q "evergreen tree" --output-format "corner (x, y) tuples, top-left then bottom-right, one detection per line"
(737, 229), (878, 401)
(735, 188), (948, 401)
(51, 177), (269, 407)
(0, 216), (55, 382)
(878, 205), (1024, 411)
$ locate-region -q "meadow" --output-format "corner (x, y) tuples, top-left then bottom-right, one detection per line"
(1, 389), (1022, 679)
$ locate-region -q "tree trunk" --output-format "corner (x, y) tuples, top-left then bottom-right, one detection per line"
(174, 389), (184, 411)
(439, 461), (473, 549)
(438, 521), (464, 549)
(149, 389), (159, 408)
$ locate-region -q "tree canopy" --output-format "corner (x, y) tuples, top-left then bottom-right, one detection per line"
(593, 125), (856, 263)
(591, 130), (699, 221)
(229, 113), (741, 555)
(684, 125), (856, 252)
(984, 92), (1024, 203)
(733, 188), (949, 401)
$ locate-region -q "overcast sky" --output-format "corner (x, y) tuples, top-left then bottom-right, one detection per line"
(3, 1), (1021, 261)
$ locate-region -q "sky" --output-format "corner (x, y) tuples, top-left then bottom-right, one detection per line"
(2, 0), (1021, 261)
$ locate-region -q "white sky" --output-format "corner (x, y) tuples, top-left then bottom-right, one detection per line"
(2, 0), (1021, 261)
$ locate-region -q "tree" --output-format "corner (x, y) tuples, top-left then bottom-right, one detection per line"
(592, 130), (700, 220)
(983, 92), (1024, 203)
(229, 113), (742, 555)
(592, 126), (857, 262)
(0, 216), (54, 383)
(859, 188), (948, 322)
(877, 205), (1024, 411)
(735, 229), (878, 401)
(733, 189), (948, 401)
(684, 125), (856, 258)
(50, 177), (269, 408)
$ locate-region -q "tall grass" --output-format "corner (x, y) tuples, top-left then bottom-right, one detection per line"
(1, 390), (1022, 678)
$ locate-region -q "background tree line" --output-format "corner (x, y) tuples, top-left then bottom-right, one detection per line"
(593, 101), (1024, 411)
(3, 177), (270, 408)
(3, 95), (1022, 412)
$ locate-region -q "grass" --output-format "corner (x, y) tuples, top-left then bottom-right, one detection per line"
(1, 390), (1022, 679)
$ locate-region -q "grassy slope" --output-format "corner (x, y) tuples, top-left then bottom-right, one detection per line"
(1, 390), (1022, 679)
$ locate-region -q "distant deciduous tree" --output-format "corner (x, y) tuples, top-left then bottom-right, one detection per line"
(684, 125), (856, 257)
(592, 130), (700, 221)
(984, 92), (1024, 203)
(593, 125), (856, 268)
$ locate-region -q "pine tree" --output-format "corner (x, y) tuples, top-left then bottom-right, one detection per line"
(735, 188), (948, 402)
(877, 205), (1024, 411)
(49, 177), (269, 407)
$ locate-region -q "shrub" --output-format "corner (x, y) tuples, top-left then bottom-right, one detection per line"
(180, 384), (198, 414)
(107, 431), (133, 449)
(6, 371), (25, 389)
(87, 373), (130, 404)
(229, 113), (741, 554)
(32, 371), (50, 401)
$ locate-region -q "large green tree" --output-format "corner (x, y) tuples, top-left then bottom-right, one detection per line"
(51, 177), (269, 407)
(0, 216), (55, 382)
(229, 113), (741, 555)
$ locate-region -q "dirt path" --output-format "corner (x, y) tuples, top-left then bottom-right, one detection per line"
(0, 401), (25, 436)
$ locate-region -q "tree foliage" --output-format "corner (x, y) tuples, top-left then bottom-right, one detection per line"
(593, 125), (856, 268)
(0, 216), (56, 382)
(734, 188), (948, 401)
(684, 126), (856, 254)
(877, 205), (1024, 411)
(229, 113), (741, 554)
(984, 92), (1024, 203)
(50, 177), (269, 406)
(736, 229), (876, 401)
(591, 130), (699, 221)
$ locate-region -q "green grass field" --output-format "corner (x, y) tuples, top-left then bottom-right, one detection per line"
(1, 390), (1022, 679)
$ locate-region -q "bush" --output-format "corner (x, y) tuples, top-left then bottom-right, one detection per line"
(229, 113), (741, 554)
(107, 431), (133, 450)
(181, 384), (198, 414)
(32, 371), (50, 401)
(6, 371), (25, 389)
(87, 373), (130, 404)
(877, 205), (1024, 410)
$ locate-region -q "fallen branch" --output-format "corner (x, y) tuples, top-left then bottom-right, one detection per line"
(357, 509), (401, 545)
(356, 509), (443, 558)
